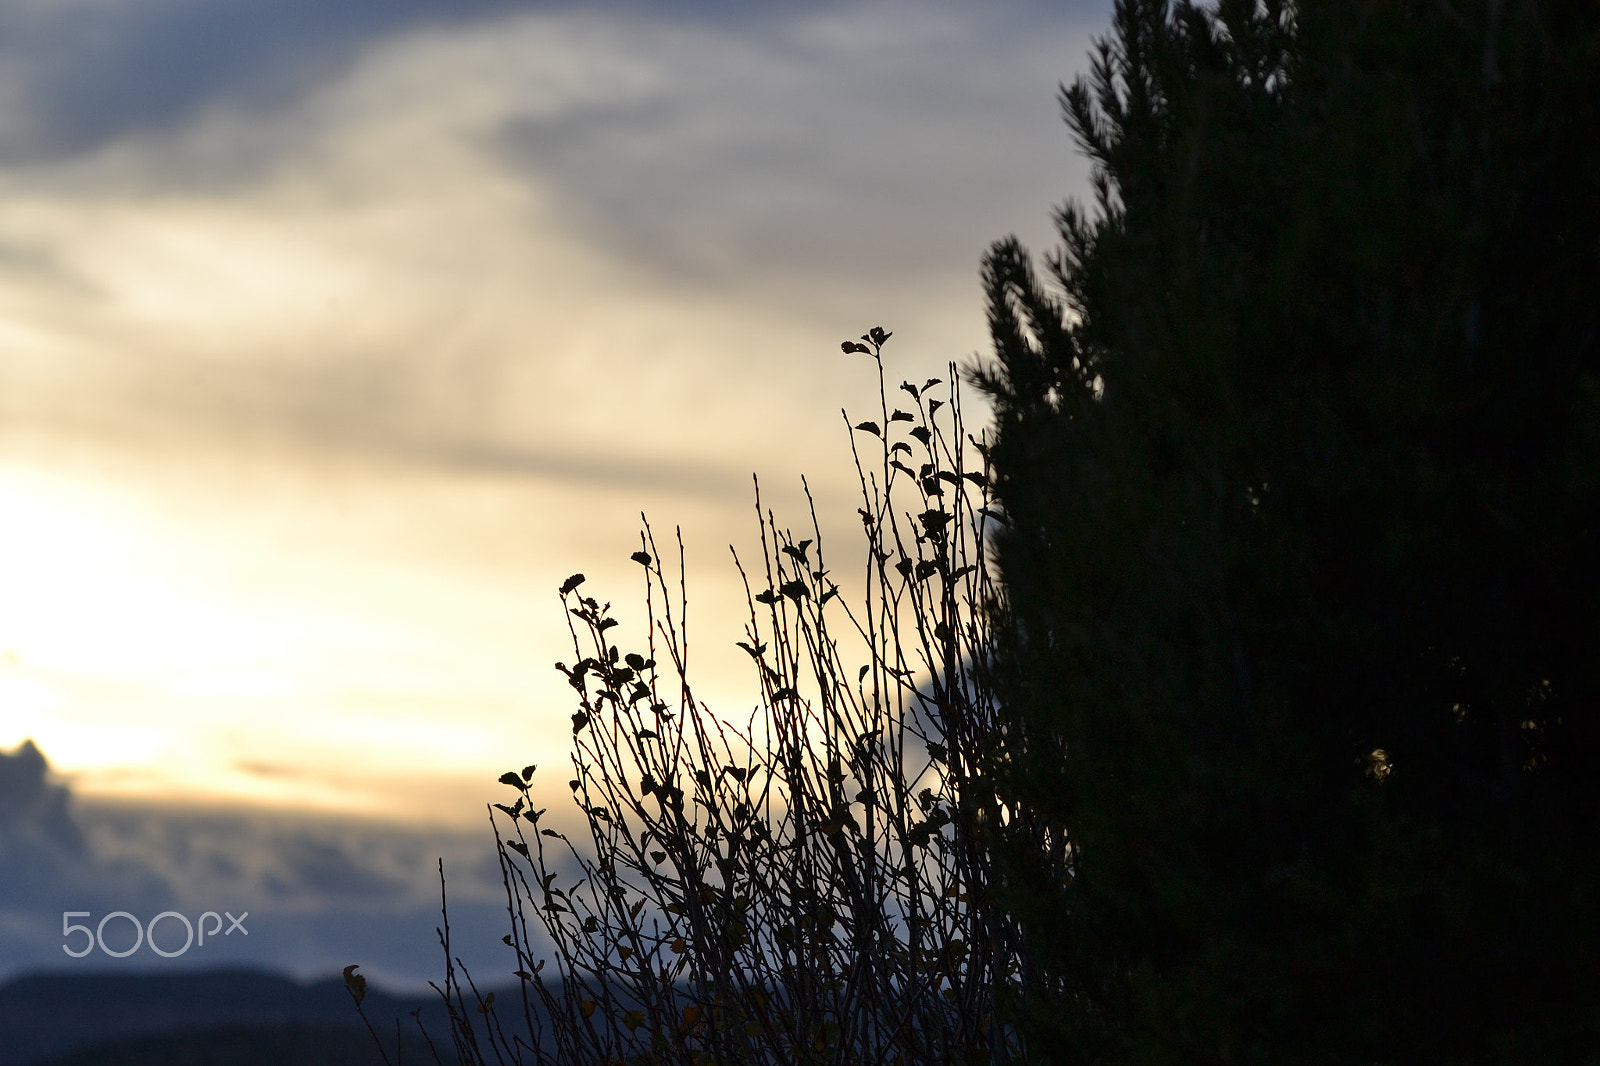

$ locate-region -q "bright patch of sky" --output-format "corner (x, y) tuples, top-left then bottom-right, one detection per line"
(0, 0), (1100, 823)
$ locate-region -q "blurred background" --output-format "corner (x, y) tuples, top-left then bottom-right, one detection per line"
(0, 0), (1099, 990)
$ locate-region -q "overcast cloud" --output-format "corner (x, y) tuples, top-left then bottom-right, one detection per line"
(0, 0), (1106, 958)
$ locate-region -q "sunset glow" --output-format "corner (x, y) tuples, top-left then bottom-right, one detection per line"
(0, 2), (1093, 824)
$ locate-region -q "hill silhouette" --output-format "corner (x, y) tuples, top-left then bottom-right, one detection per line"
(0, 967), (485, 1066)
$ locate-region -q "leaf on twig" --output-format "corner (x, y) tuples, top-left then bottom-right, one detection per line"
(342, 965), (367, 1007)
(559, 573), (585, 595)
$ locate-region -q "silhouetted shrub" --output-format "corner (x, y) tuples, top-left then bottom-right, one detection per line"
(421, 330), (1039, 1065)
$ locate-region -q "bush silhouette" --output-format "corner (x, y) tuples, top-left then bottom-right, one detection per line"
(394, 331), (1050, 1066)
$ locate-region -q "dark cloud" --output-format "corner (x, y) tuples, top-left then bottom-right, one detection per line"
(0, 0), (545, 164)
(490, 2), (1103, 296)
(266, 838), (407, 902)
(0, 0), (894, 168)
(0, 741), (174, 966)
(0, 739), (86, 856)
(0, 740), (508, 987)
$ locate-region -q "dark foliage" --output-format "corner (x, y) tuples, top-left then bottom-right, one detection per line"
(423, 340), (1040, 1064)
(976, 0), (1600, 1061)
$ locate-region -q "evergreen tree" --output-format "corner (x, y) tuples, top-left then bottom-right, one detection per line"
(976, 0), (1600, 1060)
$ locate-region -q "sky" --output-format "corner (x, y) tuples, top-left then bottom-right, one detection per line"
(0, 0), (1104, 985)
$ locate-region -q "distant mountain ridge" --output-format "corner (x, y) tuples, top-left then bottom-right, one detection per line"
(0, 968), (470, 1066)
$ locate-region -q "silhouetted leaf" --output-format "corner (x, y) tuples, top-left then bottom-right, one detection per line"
(868, 326), (891, 345)
(841, 340), (871, 354)
(625, 652), (647, 670)
(910, 426), (932, 445)
(631, 551), (652, 565)
(929, 399), (943, 415)
(342, 965), (367, 1008)
(755, 589), (780, 605)
(890, 409), (915, 422)
(522, 764), (537, 781)
(736, 640), (767, 659)
(560, 573), (585, 595)
(499, 772), (528, 791)
(854, 421), (882, 437)
(572, 712), (590, 734)
(901, 381), (920, 400)
(598, 618), (619, 632)
(779, 580), (809, 601)
(507, 840), (529, 857)
(919, 509), (952, 533)
(891, 442), (913, 455)
(923, 377), (941, 389)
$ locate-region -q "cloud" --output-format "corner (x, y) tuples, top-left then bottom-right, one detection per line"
(0, 739), (85, 856)
(0, 0), (550, 166)
(0, 740), (513, 989)
(0, 0), (1106, 823)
